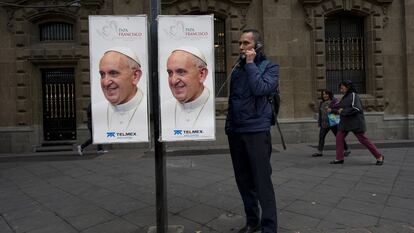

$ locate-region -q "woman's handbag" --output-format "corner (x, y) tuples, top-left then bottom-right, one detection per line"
(328, 113), (340, 126)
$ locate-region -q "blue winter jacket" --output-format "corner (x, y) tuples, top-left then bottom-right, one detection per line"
(225, 59), (279, 133)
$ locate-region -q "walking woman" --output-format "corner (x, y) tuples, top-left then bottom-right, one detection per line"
(330, 80), (384, 165)
(312, 89), (350, 157)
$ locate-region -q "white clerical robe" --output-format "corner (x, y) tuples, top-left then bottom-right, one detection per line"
(93, 88), (148, 143)
(161, 87), (215, 141)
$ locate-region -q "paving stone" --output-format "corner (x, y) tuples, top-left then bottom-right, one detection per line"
(205, 212), (244, 232)
(8, 210), (63, 233)
(61, 166), (95, 178)
(328, 173), (362, 182)
(167, 196), (198, 214)
(278, 210), (320, 231)
(336, 198), (385, 217)
(2, 204), (47, 221)
(345, 189), (389, 204)
(271, 175), (290, 186)
(0, 217), (14, 233)
(323, 208), (379, 227)
(65, 208), (116, 230)
(284, 199), (333, 220)
(122, 206), (155, 228)
(53, 202), (100, 217)
(94, 195), (148, 216)
(26, 221), (77, 233)
(178, 204), (223, 225)
(168, 213), (205, 231)
(48, 176), (95, 196)
(199, 193), (243, 212)
(316, 219), (348, 232)
(0, 196), (39, 214)
(276, 194), (297, 210)
(375, 219), (414, 233)
(201, 180), (240, 198)
(391, 182), (414, 199)
(353, 181), (393, 195)
(312, 184), (352, 197)
(282, 179), (319, 191)
(147, 225), (184, 233)
(381, 206), (414, 225)
(320, 176), (357, 189)
(295, 191), (344, 207)
(277, 185), (312, 200)
(386, 195), (414, 210)
(81, 217), (141, 233)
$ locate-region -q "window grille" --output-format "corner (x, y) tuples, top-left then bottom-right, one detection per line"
(325, 15), (365, 94)
(40, 22), (73, 41)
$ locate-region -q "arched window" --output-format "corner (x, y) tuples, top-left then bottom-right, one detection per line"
(39, 22), (74, 41)
(325, 13), (365, 94)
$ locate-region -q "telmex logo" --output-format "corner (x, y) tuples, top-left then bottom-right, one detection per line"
(174, 130), (183, 135)
(173, 130), (203, 136)
(107, 132), (116, 137)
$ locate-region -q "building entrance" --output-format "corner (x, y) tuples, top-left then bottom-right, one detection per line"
(41, 68), (77, 141)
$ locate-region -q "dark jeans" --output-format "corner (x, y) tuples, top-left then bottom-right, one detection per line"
(318, 126), (348, 152)
(228, 131), (277, 233)
(81, 128), (103, 151)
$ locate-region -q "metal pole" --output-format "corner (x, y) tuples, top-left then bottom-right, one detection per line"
(150, 0), (167, 232)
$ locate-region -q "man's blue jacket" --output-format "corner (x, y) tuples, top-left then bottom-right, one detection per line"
(225, 58), (279, 133)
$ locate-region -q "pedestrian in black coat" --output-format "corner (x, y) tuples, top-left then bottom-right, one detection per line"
(330, 80), (384, 165)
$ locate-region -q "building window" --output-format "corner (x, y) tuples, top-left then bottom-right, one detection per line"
(39, 22), (73, 41)
(214, 17), (227, 97)
(325, 14), (365, 94)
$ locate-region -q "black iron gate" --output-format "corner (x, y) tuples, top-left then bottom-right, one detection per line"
(42, 68), (77, 141)
(325, 14), (365, 94)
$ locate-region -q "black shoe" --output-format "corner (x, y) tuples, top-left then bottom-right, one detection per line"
(312, 153), (323, 157)
(344, 151), (351, 157)
(329, 160), (344, 164)
(238, 224), (260, 233)
(376, 155), (384, 166)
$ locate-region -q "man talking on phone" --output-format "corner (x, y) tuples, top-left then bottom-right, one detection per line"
(226, 29), (279, 233)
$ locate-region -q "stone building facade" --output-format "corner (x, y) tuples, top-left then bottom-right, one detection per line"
(0, 0), (413, 153)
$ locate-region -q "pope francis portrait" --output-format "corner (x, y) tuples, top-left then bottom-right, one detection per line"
(93, 47), (148, 142)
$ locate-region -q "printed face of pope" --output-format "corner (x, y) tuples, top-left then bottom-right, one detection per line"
(99, 51), (142, 105)
(166, 50), (208, 103)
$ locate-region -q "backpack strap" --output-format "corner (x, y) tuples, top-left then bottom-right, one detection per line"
(257, 59), (278, 116)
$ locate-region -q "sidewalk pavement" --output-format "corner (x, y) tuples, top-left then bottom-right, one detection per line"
(0, 141), (414, 233)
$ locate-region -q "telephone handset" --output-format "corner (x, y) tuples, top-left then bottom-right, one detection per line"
(218, 43), (264, 96)
(239, 43), (264, 61)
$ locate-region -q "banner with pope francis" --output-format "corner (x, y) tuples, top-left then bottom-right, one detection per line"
(89, 15), (149, 144)
(158, 15), (216, 141)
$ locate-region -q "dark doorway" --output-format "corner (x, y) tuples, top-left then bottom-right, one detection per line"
(214, 16), (227, 97)
(325, 14), (365, 94)
(41, 68), (77, 141)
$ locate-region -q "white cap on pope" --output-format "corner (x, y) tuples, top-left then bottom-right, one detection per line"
(105, 47), (141, 66)
(172, 46), (207, 65)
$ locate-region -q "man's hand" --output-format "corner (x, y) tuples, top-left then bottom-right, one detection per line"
(245, 48), (256, 63)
